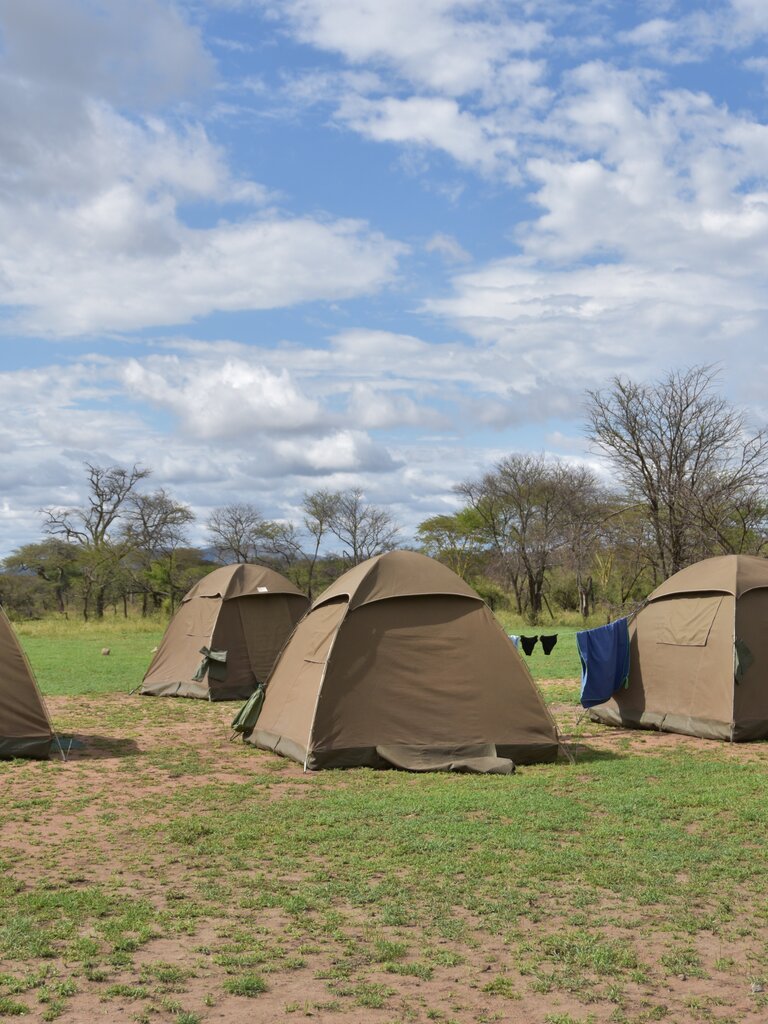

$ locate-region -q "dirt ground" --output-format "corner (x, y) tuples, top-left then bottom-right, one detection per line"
(2, 687), (768, 1024)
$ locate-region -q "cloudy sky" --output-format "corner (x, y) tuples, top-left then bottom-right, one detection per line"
(1, 0), (767, 555)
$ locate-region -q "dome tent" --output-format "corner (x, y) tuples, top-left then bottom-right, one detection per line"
(244, 550), (560, 772)
(0, 606), (55, 759)
(141, 564), (309, 701)
(591, 554), (768, 741)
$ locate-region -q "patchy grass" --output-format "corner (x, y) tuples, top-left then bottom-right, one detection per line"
(3, 618), (768, 1022)
(222, 974), (267, 997)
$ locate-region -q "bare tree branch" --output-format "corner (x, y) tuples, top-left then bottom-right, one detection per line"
(586, 366), (768, 574)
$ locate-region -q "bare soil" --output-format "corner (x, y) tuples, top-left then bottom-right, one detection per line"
(2, 688), (767, 1023)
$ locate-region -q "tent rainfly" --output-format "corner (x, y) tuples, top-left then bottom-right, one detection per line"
(0, 606), (55, 759)
(590, 554), (768, 741)
(244, 550), (560, 772)
(141, 564), (309, 701)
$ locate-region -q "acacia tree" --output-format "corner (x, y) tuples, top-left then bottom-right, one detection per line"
(2, 539), (81, 615)
(586, 366), (768, 576)
(302, 489), (340, 599)
(326, 488), (400, 566)
(42, 463), (150, 619)
(259, 520), (306, 588)
(123, 489), (195, 614)
(593, 505), (657, 612)
(206, 504), (276, 564)
(416, 509), (488, 581)
(557, 467), (611, 619)
(458, 454), (604, 621)
(144, 548), (214, 613)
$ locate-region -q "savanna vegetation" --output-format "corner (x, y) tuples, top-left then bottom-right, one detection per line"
(3, 364), (768, 1022)
(2, 621), (768, 1023)
(3, 365), (766, 627)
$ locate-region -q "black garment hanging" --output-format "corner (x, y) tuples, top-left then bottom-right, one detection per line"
(519, 635), (539, 656)
(540, 634), (558, 656)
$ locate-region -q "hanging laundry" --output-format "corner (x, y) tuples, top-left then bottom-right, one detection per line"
(576, 619), (630, 708)
(508, 634), (520, 649)
(519, 635), (539, 656)
(540, 634), (558, 655)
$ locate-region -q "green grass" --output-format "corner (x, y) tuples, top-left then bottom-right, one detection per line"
(15, 618), (164, 695)
(0, 996), (29, 1015)
(222, 974), (267, 997)
(518, 628), (582, 680)
(4, 692), (768, 1010)
(15, 611), (583, 695)
(495, 611), (585, 679)
(4, 616), (768, 1023)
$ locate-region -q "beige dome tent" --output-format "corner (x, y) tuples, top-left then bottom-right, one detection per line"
(245, 550), (559, 772)
(591, 554), (768, 741)
(141, 564), (309, 701)
(0, 607), (55, 759)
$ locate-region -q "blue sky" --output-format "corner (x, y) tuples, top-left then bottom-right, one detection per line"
(0, 0), (767, 555)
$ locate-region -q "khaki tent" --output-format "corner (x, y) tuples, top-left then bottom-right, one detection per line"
(245, 550), (559, 771)
(591, 554), (768, 741)
(0, 607), (54, 759)
(141, 564), (309, 701)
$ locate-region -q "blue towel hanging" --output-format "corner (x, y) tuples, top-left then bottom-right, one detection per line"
(576, 618), (630, 708)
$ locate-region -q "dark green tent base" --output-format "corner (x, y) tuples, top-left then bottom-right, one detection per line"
(731, 718), (768, 742)
(376, 743), (515, 774)
(495, 741), (559, 765)
(140, 679), (257, 701)
(0, 735), (53, 759)
(249, 729), (310, 766)
(588, 705), (768, 742)
(250, 729), (559, 771)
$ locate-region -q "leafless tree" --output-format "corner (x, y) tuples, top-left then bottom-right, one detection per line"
(44, 463), (150, 547)
(123, 490), (195, 613)
(42, 463), (150, 619)
(126, 490), (194, 556)
(458, 454), (604, 621)
(302, 489), (341, 599)
(207, 503), (314, 589)
(326, 488), (400, 566)
(259, 520), (306, 588)
(557, 466), (611, 619)
(586, 366), (768, 576)
(206, 503), (275, 564)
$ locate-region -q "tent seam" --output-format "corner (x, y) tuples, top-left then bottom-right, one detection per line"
(303, 600), (350, 771)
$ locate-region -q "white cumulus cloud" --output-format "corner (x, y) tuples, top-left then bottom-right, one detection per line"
(121, 356), (322, 438)
(336, 94), (516, 176)
(267, 0), (548, 99)
(0, 0), (408, 336)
